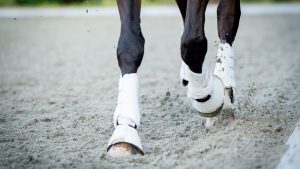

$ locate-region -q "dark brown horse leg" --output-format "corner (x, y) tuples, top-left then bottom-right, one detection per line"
(180, 0), (209, 73)
(117, 0), (144, 75)
(175, 0), (187, 22)
(217, 0), (241, 46)
(107, 0), (144, 157)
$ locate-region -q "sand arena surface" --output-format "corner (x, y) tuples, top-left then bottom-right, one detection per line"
(0, 14), (299, 169)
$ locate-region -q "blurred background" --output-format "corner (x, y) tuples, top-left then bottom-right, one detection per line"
(1, 0), (300, 7)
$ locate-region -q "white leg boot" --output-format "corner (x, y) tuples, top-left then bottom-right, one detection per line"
(107, 73), (143, 157)
(181, 62), (224, 117)
(205, 43), (236, 128)
(213, 43), (236, 112)
(180, 61), (189, 86)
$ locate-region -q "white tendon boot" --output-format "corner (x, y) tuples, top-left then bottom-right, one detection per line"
(107, 73), (143, 157)
(213, 43), (236, 111)
(182, 62), (225, 118)
(180, 61), (189, 86)
(205, 43), (236, 128)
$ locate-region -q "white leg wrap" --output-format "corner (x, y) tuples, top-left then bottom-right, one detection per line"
(180, 61), (189, 83)
(107, 73), (143, 153)
(186, 64), (224, 116)
(187, 64), (212, 99)
(190, 76), (224, 115)
(213, 43), (236, 107)
(113, 74), (140, 127)
(213, 43), (236, 88)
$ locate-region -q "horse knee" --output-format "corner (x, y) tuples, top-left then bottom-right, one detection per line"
(181, 34), (207, 73)
(117, 28), (145, 75)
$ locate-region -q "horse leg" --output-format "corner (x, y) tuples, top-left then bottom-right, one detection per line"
(175, 0), (191, 86)
(181, 0), (208, 73)
(107, 0), (144, 157)
(175, 0), (187, 22)
(179, 0), (225, 120)
(217, 0), (241, 46)
(177, 0), (207, 86)
(212, 0), (241, 126)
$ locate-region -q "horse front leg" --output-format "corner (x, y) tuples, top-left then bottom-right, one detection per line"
(107, 0), (144, 157)
(181, 0), (208, 74)
(212, 0), (241, 126)
(178, 0), (225, 127)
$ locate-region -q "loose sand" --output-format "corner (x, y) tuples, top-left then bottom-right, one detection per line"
(0, 14), (299, 169)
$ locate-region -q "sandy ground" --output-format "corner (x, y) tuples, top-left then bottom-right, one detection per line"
(0, 13), (299, 169)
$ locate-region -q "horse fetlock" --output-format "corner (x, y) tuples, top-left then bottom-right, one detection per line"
(180, 35), (207, 73)
(185, 65), (224, 117)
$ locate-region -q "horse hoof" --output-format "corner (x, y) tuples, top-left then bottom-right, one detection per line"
(222, 108), (235, 121)
(107, 142), (143, 157)
(205, 117), (216, 128)
(204, 108), (234, 128)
